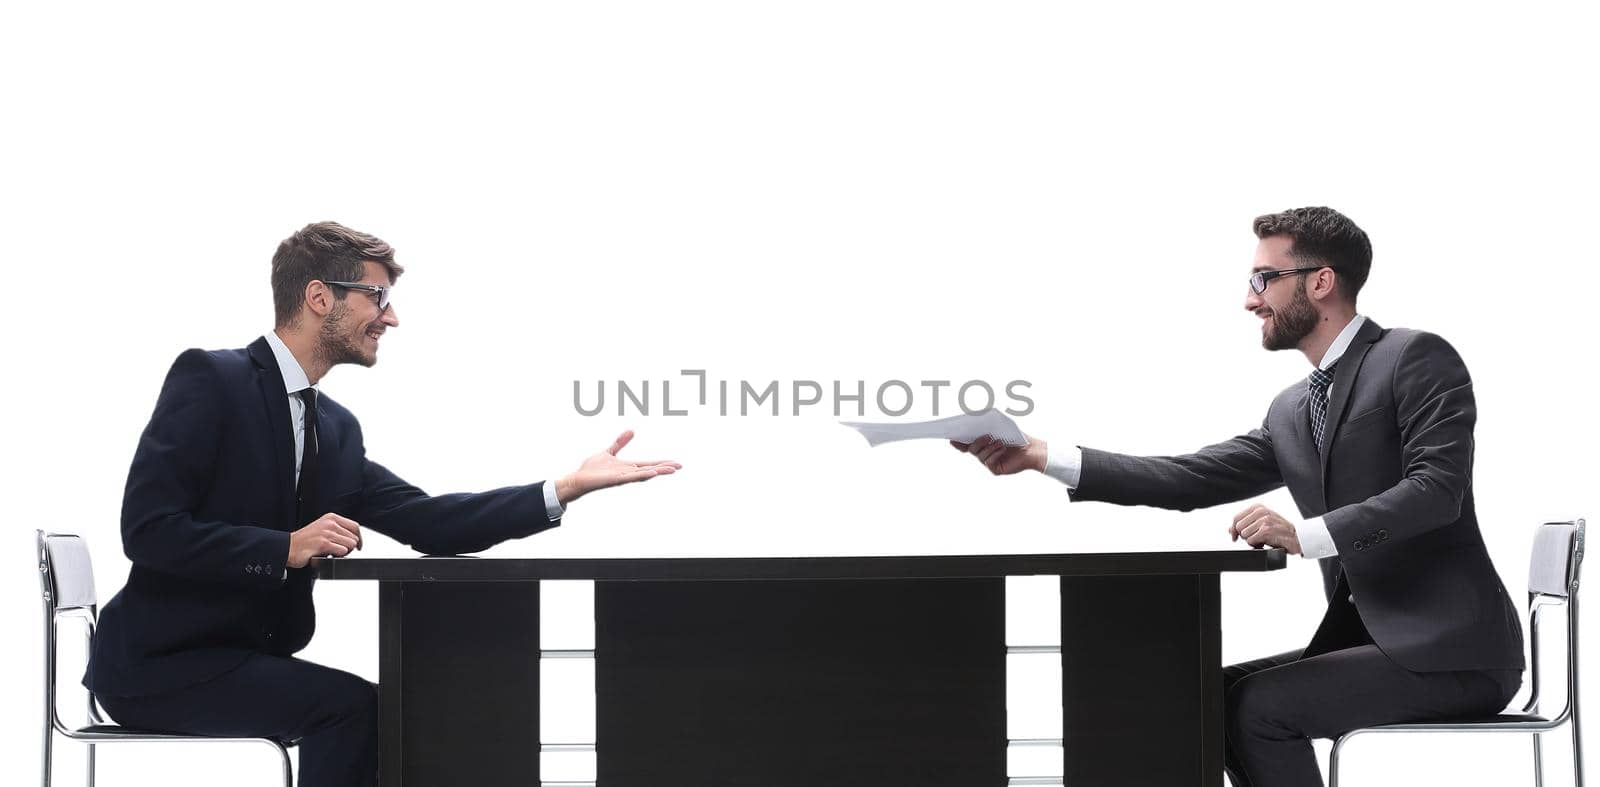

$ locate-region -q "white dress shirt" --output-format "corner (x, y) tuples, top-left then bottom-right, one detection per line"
(264, 332), (565, 523)
(1041, 315), (1367, 560)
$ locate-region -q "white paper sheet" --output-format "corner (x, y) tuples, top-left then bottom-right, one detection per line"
(840, 409), (1029, 448)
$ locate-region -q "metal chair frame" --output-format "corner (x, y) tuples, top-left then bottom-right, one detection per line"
(37, 530), (293, 787)
(1329, 519), (1586, 787)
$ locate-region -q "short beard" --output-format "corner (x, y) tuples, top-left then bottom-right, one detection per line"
(1262, 278), (1319, 351)
(315, 301), (376, 370)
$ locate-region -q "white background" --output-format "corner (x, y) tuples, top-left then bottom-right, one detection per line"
(2, 1), (1595, 784)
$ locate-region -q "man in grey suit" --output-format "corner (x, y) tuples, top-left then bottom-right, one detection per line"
(954, 207), (1524, 787)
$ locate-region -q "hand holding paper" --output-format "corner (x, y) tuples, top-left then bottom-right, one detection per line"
(951, 432), (1048, 476)
(840, 409), (1029, 448)
(840, 409), (1047, 476)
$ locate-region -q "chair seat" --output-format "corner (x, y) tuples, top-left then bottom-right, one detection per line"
(69, 723), (292, 746)
(1359, 711), (1555, 732)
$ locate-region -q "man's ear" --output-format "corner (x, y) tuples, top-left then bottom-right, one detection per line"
(303, 280), (336, 318)
(1309, 267), (1340, 302)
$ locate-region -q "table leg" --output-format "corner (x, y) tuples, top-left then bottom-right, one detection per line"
(1059, 573), (1223, 786)
(378, 581), (541, 787)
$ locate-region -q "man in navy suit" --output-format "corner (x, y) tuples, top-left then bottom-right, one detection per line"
(86, 222), (681, 787)
(953, 207), (1522, 786)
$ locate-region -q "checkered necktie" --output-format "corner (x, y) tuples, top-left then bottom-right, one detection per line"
(1308, 364), (1337, 450)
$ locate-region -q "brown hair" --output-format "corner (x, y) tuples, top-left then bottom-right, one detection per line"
(1252, 207), (1372, 303)
(271, 222), (404, 327)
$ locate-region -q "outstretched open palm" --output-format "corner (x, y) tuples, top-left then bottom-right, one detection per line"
(558, 430), (681, 505)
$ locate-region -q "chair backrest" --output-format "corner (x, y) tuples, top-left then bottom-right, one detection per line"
(1528, 520), (1585, 599)
(38, 530), (98, 613)
(1519, 519), (1585, 725)
(38, 530), (102, 735)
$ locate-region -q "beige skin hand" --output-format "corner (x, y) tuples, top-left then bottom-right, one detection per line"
(952, 433), (1302, 555)
(950, 433), (1049, 476)
(1230, 503), (1302, 555)
(288, 513), (363, 568)
(555, 430), (682, 506)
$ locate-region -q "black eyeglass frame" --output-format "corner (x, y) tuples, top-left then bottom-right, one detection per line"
(1248, 266), (1327, 295)
(323, 281), (392, 311)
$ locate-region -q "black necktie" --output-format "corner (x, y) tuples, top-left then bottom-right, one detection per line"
(1308, 364), (1336, 450)
(297, 388), (320, 526)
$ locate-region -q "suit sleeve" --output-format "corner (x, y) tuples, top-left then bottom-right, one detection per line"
(1322, 331), (1474, 555)
(1067, 420), (1284, 511)
(348, 430), (560, 556)
(121, 350), (291, 588)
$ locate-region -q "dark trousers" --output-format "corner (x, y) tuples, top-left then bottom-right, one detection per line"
(97, 654), (378, 787)
(1221, 646), (1519, 787)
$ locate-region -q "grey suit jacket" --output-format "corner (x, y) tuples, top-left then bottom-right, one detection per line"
(1070, 319), (1524, 673)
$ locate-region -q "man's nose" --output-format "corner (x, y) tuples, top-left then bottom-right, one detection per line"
(382, 305), (400, 327)
(1244, 289), (1264, 312)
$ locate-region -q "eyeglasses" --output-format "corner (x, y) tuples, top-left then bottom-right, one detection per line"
(323, 281), (392, 311)
(1248, 267), (1326, 295)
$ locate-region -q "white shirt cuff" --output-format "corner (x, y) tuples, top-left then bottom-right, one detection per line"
(543, 480), (565, 522)
(1298, 515), (1337, 559)
(1043, 444), (1083, 490)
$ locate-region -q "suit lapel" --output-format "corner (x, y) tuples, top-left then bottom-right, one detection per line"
(1318, 318), (1384, 486)
(248, 338), (297, 528)
(1292, 385), (1325, 510)
(1293, 387), (1314, 456)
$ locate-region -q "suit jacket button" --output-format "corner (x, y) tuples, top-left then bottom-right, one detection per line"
(1353, 542), (1365, 551)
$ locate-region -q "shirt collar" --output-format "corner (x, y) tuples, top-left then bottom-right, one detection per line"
(1318, 314), (1367, 371)
(264, 331), (313, 395)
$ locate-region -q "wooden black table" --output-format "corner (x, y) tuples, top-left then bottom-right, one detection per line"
(318, 549), (1285, 787)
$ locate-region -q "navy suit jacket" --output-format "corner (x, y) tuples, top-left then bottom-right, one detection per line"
(86, 337), (559, 697)
(1069, 320), (1524, 673)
